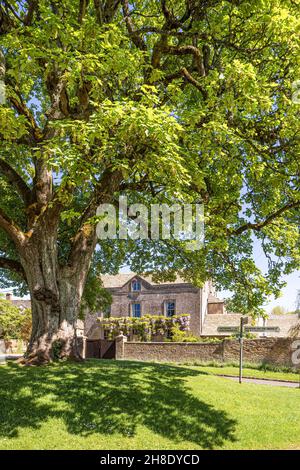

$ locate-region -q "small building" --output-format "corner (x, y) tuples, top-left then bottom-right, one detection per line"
(5, 292), (31, 311)
(207, 294), (225, 315)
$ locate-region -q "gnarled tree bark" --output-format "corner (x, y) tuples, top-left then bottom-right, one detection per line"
(18, 213), (96, 365)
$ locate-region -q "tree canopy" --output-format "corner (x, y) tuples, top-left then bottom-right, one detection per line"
(0, 0), (299, 320)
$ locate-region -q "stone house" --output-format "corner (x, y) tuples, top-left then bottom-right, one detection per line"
(4, 292), (31, 311)
(85, 274), (300, 340)
(86, 273), (225, 340)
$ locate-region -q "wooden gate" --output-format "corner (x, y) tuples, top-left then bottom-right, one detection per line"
(100, 339), (116, 359)
(86, 339), (101, 358)
(86, 339), (116, 359)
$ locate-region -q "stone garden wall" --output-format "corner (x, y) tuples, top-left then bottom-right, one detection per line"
(120, 337), (299, 367)
(223, 337), (296, 366)
(0, 339), (26, 354)
(123, 341), (224, 363)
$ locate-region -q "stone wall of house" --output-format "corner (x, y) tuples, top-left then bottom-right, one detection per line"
(200, 282), (210, 332)
(207, 302), (224, 315)
(109, 287), (202, 336)
(121, 337), (300, 367)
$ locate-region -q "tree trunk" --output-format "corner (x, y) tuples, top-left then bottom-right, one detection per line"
(23, 276), (83, 365)
(18, 222), (91, 365)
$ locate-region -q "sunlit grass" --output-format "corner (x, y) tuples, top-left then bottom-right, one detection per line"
(0, 360), (299, 450)
(180, 363), (300, 383)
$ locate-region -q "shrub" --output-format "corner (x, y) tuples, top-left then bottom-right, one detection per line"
(0, 299), (31, 341)
(51, 339), (65, 360)
(99, 314), (191, 341)
(169, 325), (201, 342)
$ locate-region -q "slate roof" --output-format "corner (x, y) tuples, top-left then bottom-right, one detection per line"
(11, 299), (31, 310)
(208, 294), (224, 304)
(101, 273), (190, 289)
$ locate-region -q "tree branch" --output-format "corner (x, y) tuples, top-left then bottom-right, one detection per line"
(93, 0), (104, 24)
(0, 159), (32, 205)
(181, 67), (207, 98)
(166, 45), (206, 76)
(0, 256), (26, 280)
(228, 201), (300, 236)
(8, 92), (42, 141)
(67, 168), (124, 271)
(78, 0), (89, 24)
(122, 0), (146, 50)
(94, 0), (120, 25)
(24, 0), (39, 26)
(0, 208), (25, 248)
(3, 2), (23, 23)
(44, 69), (70, 120)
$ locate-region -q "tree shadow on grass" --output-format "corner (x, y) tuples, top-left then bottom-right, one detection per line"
(0, 360), (237, 449)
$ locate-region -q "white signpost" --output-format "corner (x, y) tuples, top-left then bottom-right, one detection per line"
(218, 318), (280, 383)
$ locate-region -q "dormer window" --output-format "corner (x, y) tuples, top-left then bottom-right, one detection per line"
(131, 279), (141, 292)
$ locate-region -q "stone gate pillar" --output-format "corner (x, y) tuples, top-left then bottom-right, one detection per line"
(115, 333), (127, 360)
(82, 336), (87, 359)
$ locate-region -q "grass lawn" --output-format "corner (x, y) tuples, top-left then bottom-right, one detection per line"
(182, 364), (300, 383)
(0, 359), (300, 450)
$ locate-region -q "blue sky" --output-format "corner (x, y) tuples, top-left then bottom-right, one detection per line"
(253, 237), (299, 313)
(263, 270), (299, 313)
(220, 270), (300, 314)
(219, 237), (300, 313)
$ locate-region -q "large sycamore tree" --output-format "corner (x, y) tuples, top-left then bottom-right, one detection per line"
(0, 0), (299, 363)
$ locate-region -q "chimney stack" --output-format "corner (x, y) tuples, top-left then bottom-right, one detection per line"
(6, 293), (12, 301)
